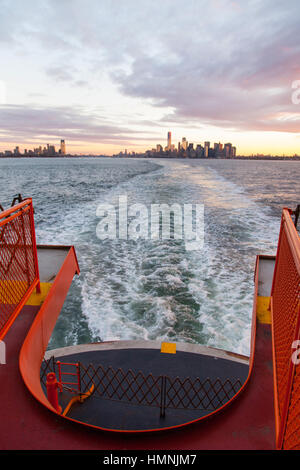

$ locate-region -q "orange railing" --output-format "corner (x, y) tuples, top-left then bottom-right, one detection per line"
(0, 199), (40, 340)
(19, 245), (80, 413)
(271, 208), (300, 449)
(56, 360), (81, 394)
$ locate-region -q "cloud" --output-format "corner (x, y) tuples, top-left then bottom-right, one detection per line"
(46, 66), (77, 83)
(108, 0), (300, 133)
(0, 104), (159, 146)
(1, 0), (300, 137)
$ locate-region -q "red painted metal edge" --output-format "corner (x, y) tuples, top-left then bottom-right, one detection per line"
(19, 246), (80, 413)
(0, 198), (32, 226)
(28, 202), (41, 294)
(269, 211), (285, 445)
(270, 212), (284, 299)
(283, 210), (300, 273)
(270, 296), (281, 447)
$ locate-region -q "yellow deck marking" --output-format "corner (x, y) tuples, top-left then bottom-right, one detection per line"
(257, 296), (271, 324)
(26, 282), (53, 306)
(161, 342), (176, 354)
(0, 280), (52, 306)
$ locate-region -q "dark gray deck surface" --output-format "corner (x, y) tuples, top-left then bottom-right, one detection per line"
(41, 347), (249, 431)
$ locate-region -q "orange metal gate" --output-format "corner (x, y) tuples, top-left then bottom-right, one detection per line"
(0, 198), (40, 340)
(271, 208), (300, 449)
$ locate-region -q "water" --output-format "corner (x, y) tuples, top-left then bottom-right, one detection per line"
(0, 157), (299, 355)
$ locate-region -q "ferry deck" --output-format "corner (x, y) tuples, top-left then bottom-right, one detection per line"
(0, 199), (299, 450)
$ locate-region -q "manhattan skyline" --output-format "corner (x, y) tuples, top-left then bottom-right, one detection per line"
(0, 0), (300, 156)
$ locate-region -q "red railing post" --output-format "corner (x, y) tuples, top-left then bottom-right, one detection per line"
(28, 201), (40, 293)
(56, 361), (63, 392)
(20, 208), (30, 288)
(46, 372), (62, 413)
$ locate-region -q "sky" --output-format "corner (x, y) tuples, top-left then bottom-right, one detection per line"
(0, 0), (300, 156)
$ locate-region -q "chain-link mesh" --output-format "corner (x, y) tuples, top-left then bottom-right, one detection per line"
(271, 209), (300, 449)
(41, 357), (243, 416)
(80, 363), (163, 407)
(0, 200), (39, 337)
(165, 376), (243, 410)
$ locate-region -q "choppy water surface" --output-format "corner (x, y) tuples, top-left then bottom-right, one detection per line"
(0, 157), (299, 355)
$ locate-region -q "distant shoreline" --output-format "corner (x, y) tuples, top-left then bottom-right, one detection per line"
(0, 155), (299, 161)
(114, 155), (300, 161)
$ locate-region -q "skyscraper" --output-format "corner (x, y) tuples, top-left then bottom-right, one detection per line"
(182, 137), (188, 150)
(214, 142), (223, 158)
(224, 143), (232, 158)
(60, 139), (66, 155)
(167, 131), (172, 150)
(204, 141), (210, 157)
(49, 145), (56, 155)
